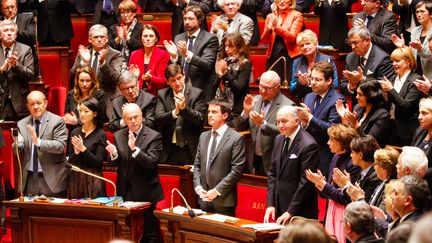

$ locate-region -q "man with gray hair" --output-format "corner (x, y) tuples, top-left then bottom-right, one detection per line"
(0, 19), (33, 121)
(344, 201), (383, 242)
(340, 26), (395, 105)
(109, 70), (156, 132)
(234, 70), (294, 175)
(70, 24), (123, 118)
(397, 146), (428, 178)
(264, 105), (319, 225)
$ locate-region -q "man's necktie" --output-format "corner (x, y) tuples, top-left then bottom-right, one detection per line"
(366, 15), (373, 28)
(359, 56), (366, 71)
(183, 36), (195, 83)
(255, 101), (270, 156)
(313, 96), (322, 116)
(32, 120), (40, 178)
(4, 47), (10, 59)
(206, 131), (218, 185)
(103, 0), (112, 14)
(92, 52), (99, 71)
(281, 136), (290, 158)
(175, 117), (185, 148)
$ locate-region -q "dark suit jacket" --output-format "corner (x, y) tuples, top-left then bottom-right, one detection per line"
(193, 126), (246, 207)
(155, 84), (207, 163)
(353, 8), (398, 54)
(109, 90), (156, 131)
(111, 125), (164, 203)
(356, 234), (385, 243)
(234, 92), (294, 174)
(0, 42), (34, 117)
(344, 165), (381, 203)
(93, 0), (121, 25)
(267, 127), (319, 218)
(412, 127), (432, 167)
(13, 111), (70, 194)
(387, 71), (424, 146)
(340, 44), (395, 102)
(314, 0), (350, 51)
(14, 14), (36, 48)
(73, 0), (97, 13)
(392, 0), (420, 44)
(129, 47), (170, 96)
(173, 29), (219, 102)
(354, 105), (390, 147)
(108, 21), (143, 56)
(304, 88), (344, 176)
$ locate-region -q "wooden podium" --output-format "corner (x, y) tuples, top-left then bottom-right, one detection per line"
(4, 200), (150, 243)
(155, 210), (279, 243)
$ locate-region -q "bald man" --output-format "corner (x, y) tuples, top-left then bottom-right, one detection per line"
(12, 91), (70, 197)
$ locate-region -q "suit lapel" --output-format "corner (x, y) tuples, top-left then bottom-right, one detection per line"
(192, 31), (203, 54)
(266, 94), (281, 120)
(38, 112), (50, 138)
(134, 127), (146, 152)
(398, 72), (413, 97)
(279, 130), (300, 176)
(315, 90), (333, 116)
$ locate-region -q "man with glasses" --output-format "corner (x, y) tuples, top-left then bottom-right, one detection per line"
(70, 24), (123, 119)
(234, 70), (294, 175)
(109, 70), (156, 132)
(352, 0), (398, 54)
(340, 26), (395, 105)
(296, 61), (344, 178)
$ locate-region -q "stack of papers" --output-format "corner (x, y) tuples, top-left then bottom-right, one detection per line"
(163, 206), (205, 215)
(198, 213), (239, 223)
(241, 223), (285, 231)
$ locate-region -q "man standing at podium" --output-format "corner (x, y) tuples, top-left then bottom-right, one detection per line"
(106, 103), (163, 243)
(193, 99), (246, 216)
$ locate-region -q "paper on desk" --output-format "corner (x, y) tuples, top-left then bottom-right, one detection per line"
(162, 206), (205, 215)
(198, 213), (239, 223)
(240, 223), (284, 231)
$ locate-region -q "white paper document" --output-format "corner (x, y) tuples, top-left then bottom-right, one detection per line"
(240, 223), (284, 231)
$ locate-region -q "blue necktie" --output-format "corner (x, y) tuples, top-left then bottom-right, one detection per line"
(183, 36), (195, 83)
(313, 96), (322, 116)
(32, 120), (40, 178)
(103, 0), (112, 14)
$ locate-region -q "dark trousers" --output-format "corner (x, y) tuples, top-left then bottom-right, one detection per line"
(253, 155), (266, 176)
(0, 98), (22, 122)
(165, 144), (194, 165)
(200, 201), (236, 217)
(25, 171), (66, 198)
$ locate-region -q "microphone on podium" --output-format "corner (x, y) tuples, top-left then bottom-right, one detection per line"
(11, 128), (24, 202)
(170, 188), (195, 218)
(64, 163), (119, 206)
(254, 56), (288, 87)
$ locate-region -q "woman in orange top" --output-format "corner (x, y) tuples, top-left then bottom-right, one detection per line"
(261, 0), (304, 84)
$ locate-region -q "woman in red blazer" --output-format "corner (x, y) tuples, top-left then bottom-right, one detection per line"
(129, 24), (169, 96)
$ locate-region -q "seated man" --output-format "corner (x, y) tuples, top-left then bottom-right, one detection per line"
(155, 64), (206, 165)
(109, 70), (156, 132)
(344, 201), (384, 242)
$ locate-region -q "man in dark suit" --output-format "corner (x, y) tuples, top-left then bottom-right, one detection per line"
(340, 26), (395, 104)
(164, 5), (219, 102)
(352, 0), (398, 54)
(344, 201), (384, 243)
(297, 61), (344, 178)
(13, 91), (70, 197)
(264, 105), (319, 224)
(155, 64), (206, 165)
(93, 0), (121, 28)
(392, 0), (420, 45)
(70, 24), (123, 118)
(193, 99), (246, 216)
(106, 103), (163, 243)
(234, 70), (294, 175)
(0, 20), (33, 121)
(109, 70), (156, 131)
(1, 0), (38, 80)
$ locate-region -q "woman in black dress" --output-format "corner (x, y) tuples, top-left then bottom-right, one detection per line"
(68, 97), (107, 199)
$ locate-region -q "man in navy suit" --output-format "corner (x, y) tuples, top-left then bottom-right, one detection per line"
(297, 61), (344, 177)
(264, 105), (319, 224)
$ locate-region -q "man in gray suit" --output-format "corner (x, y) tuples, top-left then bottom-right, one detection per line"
(193, 99), (245, 216)
(235, 71), (294, 175)
(210, 0), (254, 44)
(13, 91), (70, 197)
(0, 19), (33, 121)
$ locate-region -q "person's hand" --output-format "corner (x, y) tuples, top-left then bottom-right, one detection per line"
(266, 14), (277, 30)
(105, 140), (118, 156)
(78, 45), (91, 64)
(127, 130), (136, 151)
(343, 67), (364, 88)
(370, 205), (387, 219)
(174, 93), (186, 113)
(249, 110), (265, 126)
(332, 168), (350, 188)
(142, 70), (152, 81)
(7, 52), (18, 67)
(346, 182), (365, 201)
(413, 75), (432, 94)
(297, 71), (310, 86)
(409, 39), (423, 50)
(163, 40), (178, 58)
(0, 58), (9, 72)
(211, 15), (229, 32)
(116, 25), (125, 40)
(296, 104), (312, 127)
(335, 99), (348, 119)
(98, 48), (109, 64)
(196, 187), (207, 198)
(215, 59), (228, 77)
(26, 123), (38, 145)
(63, 112), (78, 125)
(353, 18), (366, 28)
(71, 135), (86, 154)
(263, 207), (275, 223)
(345, 110), (359, 128)
(202, 189), (218, 201)
(177, 40), (188, 57)
(243, 94), (256, 114)
(391, 33), (405, 48)
(379, 76), (393, 93)
(128, 64), (140, 77)
(305, 169), (327, 191)
(276, 212), (292, 225)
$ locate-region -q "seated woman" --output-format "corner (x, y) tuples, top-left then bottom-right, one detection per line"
(291, 29), (338, 99)
(68, 97), (107, 199)
(306, 124), (360, 243)
(64, 66), (106, 134)
(214, 32), (252, 117)
(379, 47), (424, 146)
(336, 79), (390, 147)
(129, 24), (169, 96)
(108, 0), (143, 70)
(412, 97), (432, 164)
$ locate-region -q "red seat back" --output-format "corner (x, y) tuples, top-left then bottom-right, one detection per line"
(236, 184), (267, 222)
(250, 55), (267, 81)
(47, 87), (67, 117)
(156, 175), (181, 210)
(102, 171), (118, 197)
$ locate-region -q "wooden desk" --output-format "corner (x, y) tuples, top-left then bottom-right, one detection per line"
(155, 210), (279, 243)
(4, 200), (150, 243)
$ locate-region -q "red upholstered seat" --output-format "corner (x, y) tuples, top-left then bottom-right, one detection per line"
(102, 171), (118, 197)
(39, 56), (64, 87)
(71, 22), (89, 59)
(236, 184), (267, 222)
(47, 87), (67, 117)
(1, 130), (15, 194)
(156, 175), (181, 210)
(258, 20), (271, 46)
(250, 55), (267, 81)
(305, 21), (320, 38)
(106, 131), (114, 144)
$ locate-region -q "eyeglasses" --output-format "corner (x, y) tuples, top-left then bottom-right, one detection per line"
(120, 11), (133, 16)
(91, 35), (107, 40)
(259, 84), (279, 91)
